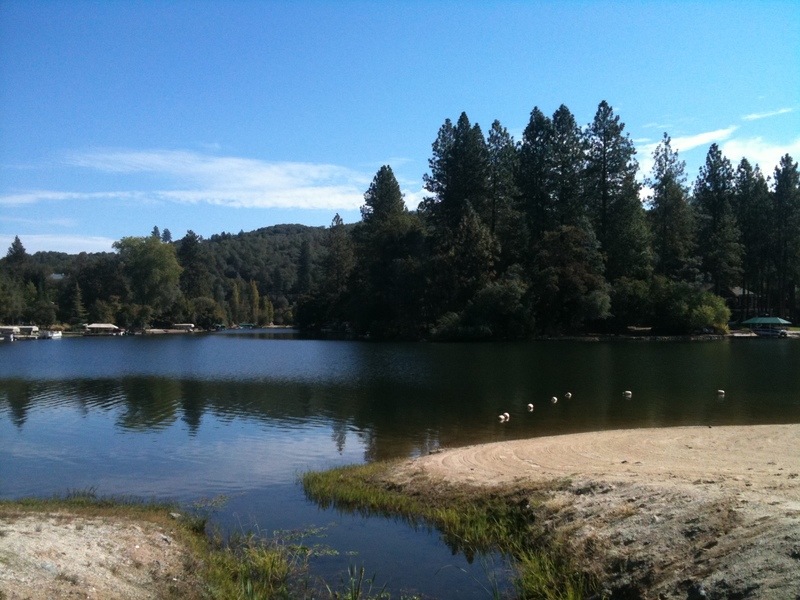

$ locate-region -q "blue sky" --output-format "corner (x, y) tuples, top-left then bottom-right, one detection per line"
(1, 0), (798, 254)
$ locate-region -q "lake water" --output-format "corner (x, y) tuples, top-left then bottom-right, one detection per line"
(1, 331), (798, 598)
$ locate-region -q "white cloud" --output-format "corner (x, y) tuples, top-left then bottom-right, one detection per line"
(636, 126), (739, 180)
(0, 234), (116, 254)
(401, 186), (428, 211)
(742, 107), (793, 121)
(64, 149), (371, 210)
(720, 136), (800, 174)
(670, 126), (739, 154)
(0, 190), (144, 207)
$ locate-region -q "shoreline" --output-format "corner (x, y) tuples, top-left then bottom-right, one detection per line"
(389, 424), (800, 599)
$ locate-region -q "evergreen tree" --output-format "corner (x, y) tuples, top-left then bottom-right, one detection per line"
(6, 235), (27, 267)
(692, 143), (742, 295)
(177, 230), (213, 298)
(771, 154), (800, 318)
(352, 167), (426, 337)
(296, 239), (313, 294)
(422, 112), (491, 233)
(585, 101), (652, 281)
(229, 278), (242, 323)
(733, 159), (772, 317)
(530, 226), (610, 334)
(518, 107), (554, 245)
(486, 120), (522, 268)
(646, 133), (696, 280)
(361, 165), (405, 223)
(249, 280), (260, 324)
(426, 205), (498, 323)
(161, 228), (172, 243)
(151, 226), (161, 239)
(549, 104), (587, 229)
(69, 282), (87, 326)
(323, 214), (355, 300)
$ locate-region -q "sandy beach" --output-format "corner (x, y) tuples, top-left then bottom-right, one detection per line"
(392, 424), (800, 599)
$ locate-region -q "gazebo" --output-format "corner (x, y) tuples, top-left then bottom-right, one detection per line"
(741, 316), (791, 327)
(741, 316), (791, 337)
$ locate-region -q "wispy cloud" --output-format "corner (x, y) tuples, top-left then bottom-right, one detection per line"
(63, 149), (372, 210)
(0, 215), (77, 227)
(636, 126), (739, 179)
(0, 234), (116, 254)
(670, 126), (739, 154)
(742, 107), (793, 121)
(720, 136), (800, 174)
(0, 190), (145, 207)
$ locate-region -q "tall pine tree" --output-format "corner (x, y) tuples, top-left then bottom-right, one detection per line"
(584, 101), (652, 281)
(692, 143), (742, 295)
(646, 133), (695, 280)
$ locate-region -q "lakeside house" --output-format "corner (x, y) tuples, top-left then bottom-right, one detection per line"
(84, 323), (121, 336)
(0, 325), (20, 341)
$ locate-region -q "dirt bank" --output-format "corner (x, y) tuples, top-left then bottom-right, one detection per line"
(391, 424), (800, 599)
(0, 508), (202, 600)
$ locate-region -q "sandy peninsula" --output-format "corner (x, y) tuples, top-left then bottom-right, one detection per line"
(391, 424), (800, 599)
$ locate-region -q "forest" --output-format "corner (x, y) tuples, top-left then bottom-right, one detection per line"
(2, 101), (799, 339)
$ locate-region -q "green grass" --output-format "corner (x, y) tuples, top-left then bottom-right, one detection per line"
(2, 479), (598, 599)
(0, 489), (423, 600)
(302, 462), (598, 599)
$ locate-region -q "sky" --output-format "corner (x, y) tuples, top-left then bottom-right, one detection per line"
(1, 0), (799, 255)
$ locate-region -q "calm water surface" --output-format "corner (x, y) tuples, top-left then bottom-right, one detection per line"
(1, 332), (799, 598)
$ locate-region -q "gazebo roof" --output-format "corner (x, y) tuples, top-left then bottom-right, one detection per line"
(741, 316), (792, 326)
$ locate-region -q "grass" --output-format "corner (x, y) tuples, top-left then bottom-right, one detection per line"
(1, 477), (598, 599)
(0, 489), (424, 600)
(302, 462), (598, 599)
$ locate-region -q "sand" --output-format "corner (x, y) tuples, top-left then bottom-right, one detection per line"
(392, 424), (800, 599)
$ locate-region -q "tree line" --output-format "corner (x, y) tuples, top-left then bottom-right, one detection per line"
(0, 224), (327, 331)
(2, 100), (799, 338)
(297, 101), (800, 339)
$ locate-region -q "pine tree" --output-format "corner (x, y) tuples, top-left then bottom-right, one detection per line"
(361, 165), (405, 223)
(486, 120), (522, 268)
(733, 159), (772, 316)
(518, 107), (554, 245)
(70, 282), (88, 326)
(549, 104), (587, 229)
(422, 112), (491, 234)
(771, 154), (800, 317)
(584, 101), (652, 281)
(249, 280), (260, 324)
(646, 133), (696, 280)
(692, 143), (742, 295)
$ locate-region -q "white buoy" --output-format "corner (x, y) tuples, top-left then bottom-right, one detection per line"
(498, 414), (507, 423)
(527, 403), (534, 412)
(717, 389), (725, 397)
(550, 396), (558, 404)
(564, 392), (572, 400)
(623, 390), (632, 399)
(503, 412), (510, 421)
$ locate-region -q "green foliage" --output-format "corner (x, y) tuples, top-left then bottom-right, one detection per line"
(529, 226), (610, 334)
(2, 102), (798, 333)
(113, 236), (182, 321)
(647, 133), (696, 279)
(692, 143), (742, 295)
(649, 277), (731, 334)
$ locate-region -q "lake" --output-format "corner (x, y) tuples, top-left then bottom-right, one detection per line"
(1, 331), (798, 598)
